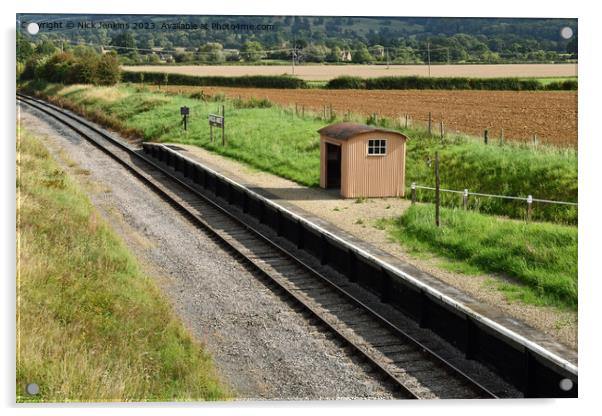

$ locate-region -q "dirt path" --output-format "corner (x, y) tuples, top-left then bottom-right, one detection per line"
(174, 142), (577, 351)
(151, 85), (577, 146)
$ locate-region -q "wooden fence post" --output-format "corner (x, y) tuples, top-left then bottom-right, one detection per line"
(527, 195), (533, 222)
(484, 129), (489, 145)
(435, 152), (440, 227)
(500, 128), (504, 145)
(222, 105), (226, 146)
(440, 120), (444, 139)
(463, 189), (468, 210)
(405, 113), (409, 129)
(411, 182), (417, 205)
(428, 112), (432, 136)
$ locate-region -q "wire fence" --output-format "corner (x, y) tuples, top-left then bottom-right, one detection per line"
(410, 182), (577, 222)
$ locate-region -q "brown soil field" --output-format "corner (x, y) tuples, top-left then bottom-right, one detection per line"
(124, 64), (578, 80)
(150, 85), (578, 146)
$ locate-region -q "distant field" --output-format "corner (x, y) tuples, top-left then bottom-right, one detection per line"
(150, 85), (578, 146)
(122, 64), (578, 81)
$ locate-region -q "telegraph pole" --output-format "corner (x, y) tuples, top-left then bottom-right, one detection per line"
(427, 41), (431, 77)
(291, 38), (297, 75)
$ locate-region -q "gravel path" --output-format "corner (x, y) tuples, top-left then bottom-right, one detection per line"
(18, 105), (397, 400)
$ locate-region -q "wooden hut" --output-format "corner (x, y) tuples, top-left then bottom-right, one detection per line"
(318, 122), (407, 198)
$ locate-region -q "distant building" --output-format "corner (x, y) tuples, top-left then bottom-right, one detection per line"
(339, 49), (352, 62)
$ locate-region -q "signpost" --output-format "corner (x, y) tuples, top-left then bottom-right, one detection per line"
(209, 105), (226, 145)
(180, 106), (189, 131)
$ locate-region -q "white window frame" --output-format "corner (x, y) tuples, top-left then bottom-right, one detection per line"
(367, 139), (387, 156)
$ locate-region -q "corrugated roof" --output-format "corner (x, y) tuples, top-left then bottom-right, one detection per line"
(318, 122), (406, 140)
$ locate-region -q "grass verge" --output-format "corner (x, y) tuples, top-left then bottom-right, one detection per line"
(16, 127), (229, 402)
(376, 205), (577, 310)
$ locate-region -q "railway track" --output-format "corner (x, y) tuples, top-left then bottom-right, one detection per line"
(18, 93), (511, 399)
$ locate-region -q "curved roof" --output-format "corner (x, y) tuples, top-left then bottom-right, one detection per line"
(318, 122), (406, 141)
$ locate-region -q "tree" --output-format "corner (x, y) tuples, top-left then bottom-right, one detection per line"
(326, 46), (342, 63)
(304, 44), (328, 62)
(36, 39), (57, 56)
(352, 44), (373, 63)
(566, 36), (577, 57)
(111, 32), (136, 54)
(241, 41), (265, 62)
(199, 42), (225, 63)
(96, 53), (121, 85)
(17, 32), (34, 62)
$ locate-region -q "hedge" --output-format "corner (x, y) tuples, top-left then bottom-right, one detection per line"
(122, 71), (308, 89)
(326, 75), (577, 91)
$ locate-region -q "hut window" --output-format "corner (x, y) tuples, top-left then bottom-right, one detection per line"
(367, 139), (387, 155)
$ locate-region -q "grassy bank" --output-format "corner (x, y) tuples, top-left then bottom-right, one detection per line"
(376, 205), (577, 310)
(22, 81), (577, 223)
(16, 127), (229, 402)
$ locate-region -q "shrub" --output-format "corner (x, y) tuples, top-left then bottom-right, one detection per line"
(326, 76), (367, 89)
(95, 54), (121, 85)
(326, 76), (577, 91)
(122, 71), (308, 89)
(18, 51), (121, 86)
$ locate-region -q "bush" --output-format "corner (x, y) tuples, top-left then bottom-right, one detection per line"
(122, 71), (308, 89)
(95, 54), (121, 85)
(326, 76), (577, 91)
(18, 51), (121, 86)
(546, 80), (578, 90)
(326, 76), (367, 89)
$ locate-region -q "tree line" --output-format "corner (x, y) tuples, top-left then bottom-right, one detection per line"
(17, 15), (578, 65)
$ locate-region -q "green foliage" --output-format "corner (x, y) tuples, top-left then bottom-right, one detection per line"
(17, 32), (34, 63)
(327, 76), (367, 89)
(405, 138), (577, 224)
(19, 51), (121, 86)
(241, 41), (265, 62)
(122, 71), (308, 89)
(379, 205), (577, 309)
(327, 76), (578, 91)
(95, 54), (122, 85)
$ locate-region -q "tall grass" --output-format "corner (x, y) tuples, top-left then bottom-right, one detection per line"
(22, 82), (577, 223)
(17, 128), (229, 402)
(377, 205), (577, 310)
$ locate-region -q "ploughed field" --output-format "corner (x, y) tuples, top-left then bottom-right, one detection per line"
(123, 64), (578, 80)
(151, 85), (578, 146)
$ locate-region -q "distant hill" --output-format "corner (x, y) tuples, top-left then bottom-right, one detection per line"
(17, 14), (578, 64)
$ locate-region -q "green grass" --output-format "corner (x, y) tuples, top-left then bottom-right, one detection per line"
(17, 127), (229, 402)
(525, 76), (577, 86)
(377, 205), (577, 310)
(22, 81), (577, 223)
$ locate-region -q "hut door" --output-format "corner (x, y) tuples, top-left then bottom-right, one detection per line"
(326, 143), (342, 189)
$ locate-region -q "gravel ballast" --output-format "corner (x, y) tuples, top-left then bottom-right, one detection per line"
(19, 105), (397, 400)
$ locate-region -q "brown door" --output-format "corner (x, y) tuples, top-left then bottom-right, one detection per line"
(326, 143), (341, 189)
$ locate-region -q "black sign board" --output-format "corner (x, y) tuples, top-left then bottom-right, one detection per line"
(180, 106), (190, 116)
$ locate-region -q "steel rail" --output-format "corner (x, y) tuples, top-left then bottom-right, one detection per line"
(18, 93), (499, 399)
